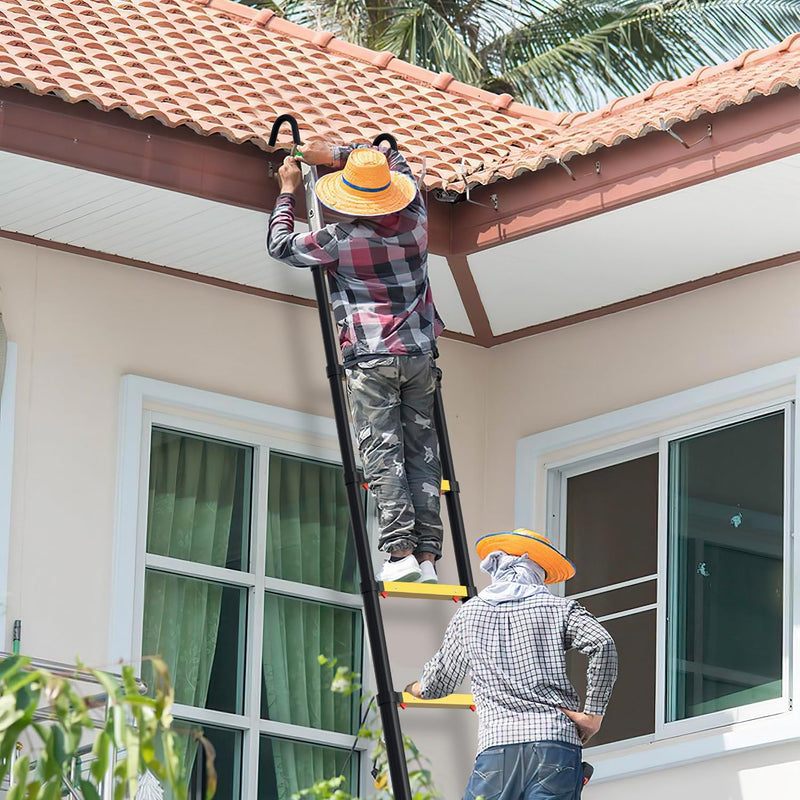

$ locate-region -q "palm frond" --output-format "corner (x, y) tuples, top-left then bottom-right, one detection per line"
(492, 0), (800, 109)
(375, 0), (485, 82)
(231, 0), (800, 111)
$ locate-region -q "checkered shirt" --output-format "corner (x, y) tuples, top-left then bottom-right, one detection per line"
(420, 592), (618, 754)
(267, 146), (444, 366)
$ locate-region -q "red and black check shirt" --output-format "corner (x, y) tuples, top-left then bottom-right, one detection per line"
(267, 146), (444, 366)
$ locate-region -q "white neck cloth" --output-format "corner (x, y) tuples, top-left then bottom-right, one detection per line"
(477, 551), (549, 605)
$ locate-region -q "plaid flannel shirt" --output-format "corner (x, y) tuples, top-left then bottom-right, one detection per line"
(267, 146), (444, 365)
(420, 592), (618, 754)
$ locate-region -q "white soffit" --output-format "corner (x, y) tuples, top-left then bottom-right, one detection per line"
(470, 152), (800, 336)
(428, 254), (473, 336)
(0, 151), (472, 335)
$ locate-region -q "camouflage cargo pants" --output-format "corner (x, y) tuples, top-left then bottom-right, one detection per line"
(345, 353), (444, 557)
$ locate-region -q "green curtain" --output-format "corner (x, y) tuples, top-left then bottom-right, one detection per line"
(266, 453), (357, 593)
(141, 429), (242, 788)
(263, 454), (360, 798)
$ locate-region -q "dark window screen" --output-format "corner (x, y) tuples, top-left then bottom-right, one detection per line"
(564, 452), (659, 744)
(566, 454), (658, 593)
(567, 610), (656, 745)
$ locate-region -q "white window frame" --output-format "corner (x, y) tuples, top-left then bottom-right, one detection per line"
(0, 342), (17, 648)
(110, 375), (372, 799)
(515, 357), (800, 782)
(655, 403), (792, 739)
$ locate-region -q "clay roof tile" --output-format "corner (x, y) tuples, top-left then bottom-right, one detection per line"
(1, 0), (798, 188)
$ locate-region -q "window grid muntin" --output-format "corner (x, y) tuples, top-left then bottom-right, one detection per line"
(140, 412), (367, 799)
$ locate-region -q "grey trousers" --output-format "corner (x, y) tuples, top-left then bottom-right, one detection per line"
(345, 353), (444, 557)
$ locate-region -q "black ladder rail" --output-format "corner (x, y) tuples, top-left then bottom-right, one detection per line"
(269, 115), (413, 800)
(432, 367), (476, 598)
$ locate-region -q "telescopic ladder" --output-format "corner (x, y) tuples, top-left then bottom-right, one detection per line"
(268, 116), (476, 800)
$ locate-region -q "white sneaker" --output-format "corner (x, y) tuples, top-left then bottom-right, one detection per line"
(377, 555), (422, 583)
(418, 561), (438, 584)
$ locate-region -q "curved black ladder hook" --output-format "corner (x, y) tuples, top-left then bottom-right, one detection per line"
(372, 132), (398, 150)
(268, 113), (302, 148)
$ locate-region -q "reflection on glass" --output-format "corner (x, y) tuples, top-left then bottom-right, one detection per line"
(258, 735), (357, 800)
(147, 428), (252, 571)
(161, 723), (242, 800)
(142, 571), (246, 714)
(266, 452), (358, 592)
(262, 593), (362, 733)
(667, 412), (784, 722)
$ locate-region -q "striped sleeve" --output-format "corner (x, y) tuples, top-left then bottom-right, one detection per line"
(419, 609), (469, 699)
(564, 601), (618, 715)
(267, 193), (339, 269)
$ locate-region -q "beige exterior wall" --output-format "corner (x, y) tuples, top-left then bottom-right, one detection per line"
(2, 235), (800, 797)
(480, 258), (800, 799)
(0, 236), (485, 798)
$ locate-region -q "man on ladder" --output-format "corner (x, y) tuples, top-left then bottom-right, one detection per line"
(406, 529), (618, 799)
(268, 138), (445, 585)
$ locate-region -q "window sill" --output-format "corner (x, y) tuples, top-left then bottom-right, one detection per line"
(587, 709), (800, 783)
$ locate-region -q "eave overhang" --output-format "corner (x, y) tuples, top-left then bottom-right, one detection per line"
(2, 84), (800, 348)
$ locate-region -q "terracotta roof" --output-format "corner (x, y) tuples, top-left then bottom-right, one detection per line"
(0, 0), (799, 190)
(476, 34), (800, 186)
(0, 0), (560, 188)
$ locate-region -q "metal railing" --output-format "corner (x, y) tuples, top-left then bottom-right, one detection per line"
(0, 653), (147, 800)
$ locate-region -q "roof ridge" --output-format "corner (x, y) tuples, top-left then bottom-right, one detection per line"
(183, 0), (563, 126)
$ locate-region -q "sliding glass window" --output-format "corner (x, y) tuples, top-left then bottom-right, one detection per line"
(666, 410), (787, 724)
(549, 403), (791, 746)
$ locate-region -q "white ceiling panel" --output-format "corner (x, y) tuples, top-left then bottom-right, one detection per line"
(428, 254), (473, 336)
(0, 151), (473, 332)
(470, 153), (800, 335)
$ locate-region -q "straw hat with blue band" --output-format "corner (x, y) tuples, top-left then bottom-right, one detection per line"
(475, 529), (576, 584)
(314, 148), (417, 217)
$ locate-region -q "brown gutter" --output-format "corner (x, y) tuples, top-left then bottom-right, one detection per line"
(452, 89), (800, 253)
(0, 86), (281, 212)
(0, 85), (453, 253)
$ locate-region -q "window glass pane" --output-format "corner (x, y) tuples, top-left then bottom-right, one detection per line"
(667, 412), (784, 722)
(258, 735), (358, 800)
(566, 454), (658, 593)
(266, 452), (359, 592)
(568, 610), (656, 745)
(142, 570), (246, 714)
(147, 428), (252, 571)
(162, 723), (242, 800)
(262, 593), (362, 733)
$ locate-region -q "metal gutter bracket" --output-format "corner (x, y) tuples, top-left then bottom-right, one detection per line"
(659, 118), (713, 149)
(459, 158), (499, 211)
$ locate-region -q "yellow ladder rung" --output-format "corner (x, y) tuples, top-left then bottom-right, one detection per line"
(399, 692), (475, 711)
(380, 581), (468, 601)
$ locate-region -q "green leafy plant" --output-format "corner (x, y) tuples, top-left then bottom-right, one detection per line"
(0, 654), (216, 800)
(292, 657), (443, 800)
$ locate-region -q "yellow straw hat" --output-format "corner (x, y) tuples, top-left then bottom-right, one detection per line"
(314, 148), (417, 217)
(475, 529), (576, 584)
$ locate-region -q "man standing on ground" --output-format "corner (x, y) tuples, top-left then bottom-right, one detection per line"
(406, 529), (617, 799)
